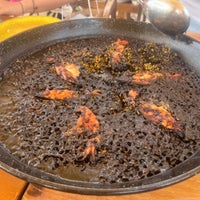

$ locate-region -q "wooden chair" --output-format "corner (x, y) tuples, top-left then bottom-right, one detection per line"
(90, 0), (143, 21)
(103, 0), (142, 21)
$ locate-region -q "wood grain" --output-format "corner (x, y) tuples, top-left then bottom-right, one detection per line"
(22, 173), (200, 200)
(0, 169), (28, 200)
(186, 32), (200, 42)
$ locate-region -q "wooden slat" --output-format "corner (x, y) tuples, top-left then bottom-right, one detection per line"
(0, 169), (28, 200)
(90, 2), (142, 20)
(102, 0), (117, 18)
(186, 32), (200, 42)
(22, 173), (200, 200)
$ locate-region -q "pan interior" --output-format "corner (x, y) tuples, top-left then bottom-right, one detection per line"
(0, 35), (200, 184)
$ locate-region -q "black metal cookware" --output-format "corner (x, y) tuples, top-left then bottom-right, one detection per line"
(0, 19), (200, 195)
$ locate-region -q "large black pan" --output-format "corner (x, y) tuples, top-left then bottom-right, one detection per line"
(0, 18), (200, 195)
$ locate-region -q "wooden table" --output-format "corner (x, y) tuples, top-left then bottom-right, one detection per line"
(0, 169), (200, 200)
(186, 32), (200, 42)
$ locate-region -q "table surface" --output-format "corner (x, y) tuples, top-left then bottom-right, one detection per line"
(1, 6), (200, 199)
(0, 169), (200, 200)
